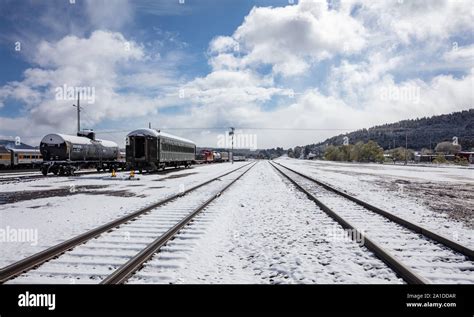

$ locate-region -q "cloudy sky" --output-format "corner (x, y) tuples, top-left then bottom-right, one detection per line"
(0, 0), (472, 149)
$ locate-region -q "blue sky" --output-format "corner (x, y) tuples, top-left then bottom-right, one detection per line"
(0, 0), (473, 148)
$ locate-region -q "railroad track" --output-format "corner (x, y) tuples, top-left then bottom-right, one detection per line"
(270, 161), (474, 284)
(0, 165), (199, 182)
(0, 168), (40, 174)
(0, 169), (104, 182)
(1, 162), (255, 284)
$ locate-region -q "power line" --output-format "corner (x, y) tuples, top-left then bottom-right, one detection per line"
(95, 127), (360, 134)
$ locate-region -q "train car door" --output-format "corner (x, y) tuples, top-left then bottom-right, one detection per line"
(125, 136), (133, 162)
(157, 138), (161, 164)
(12, 152), (18, 165)
(148, 136), (157, 162)
(134, 136), (146, 159)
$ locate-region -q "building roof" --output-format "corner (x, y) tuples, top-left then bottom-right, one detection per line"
(9, 148), (41, 153)
(0, 145), (10, 154)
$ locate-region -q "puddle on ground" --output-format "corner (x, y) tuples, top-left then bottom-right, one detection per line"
(374, 179), (474, 228)
(154, 172), (197, 181)
(0, 185), (138, 205)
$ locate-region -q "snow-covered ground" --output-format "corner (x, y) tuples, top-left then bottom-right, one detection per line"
(129, 161), (403, 284)
(7, 164), (255, 284)
(275, 157), (474, 249)
(2, 158), (471, 284)
(0, 162), (248, 268)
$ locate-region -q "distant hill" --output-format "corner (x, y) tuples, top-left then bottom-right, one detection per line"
(309, 109), (474, 151)
(0, 139), (36, 150)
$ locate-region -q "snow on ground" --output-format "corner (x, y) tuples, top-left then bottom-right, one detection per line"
(0, 162), (248, 268)
(128, 161), (403, 284)
(275, 157), (473, 249)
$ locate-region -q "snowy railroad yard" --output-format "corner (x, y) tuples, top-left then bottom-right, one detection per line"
(0, 162), (249, 267)
(276, 157), (474, 248)
(1, 159), (473, 284)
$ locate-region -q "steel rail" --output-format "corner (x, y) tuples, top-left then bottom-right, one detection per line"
(0, 162), (252, 283)
(0, 164), (194, 180)
(270, 161), (428, 284)
(274, 161), (474, 261)
(0, 169), (106, 181)
(101, 162), (256, 284)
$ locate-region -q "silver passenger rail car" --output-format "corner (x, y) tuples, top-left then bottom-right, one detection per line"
(126, 129), (196, 173)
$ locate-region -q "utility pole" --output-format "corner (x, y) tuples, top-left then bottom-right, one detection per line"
(72, 93), (81, 133)
(229, 127), (235, 164)
(405, 130), (408, 165)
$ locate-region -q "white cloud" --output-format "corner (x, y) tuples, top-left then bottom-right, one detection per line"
(158, 69), (473, 148)
(34, 31), (143, 68)
(206, 0), (367, 77)
(235, 0), (367, 76)
(443, 44), (474, 67)
(209, 36), (239, 54)
(178, 69), (291, 108)
(354, 0), (474, 44)
(0, 30), (177, 144)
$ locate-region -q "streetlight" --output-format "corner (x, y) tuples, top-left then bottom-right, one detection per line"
(229, 127), (235, 164)
(72, 92), (81, 133)
(405, 130), (408, 165)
